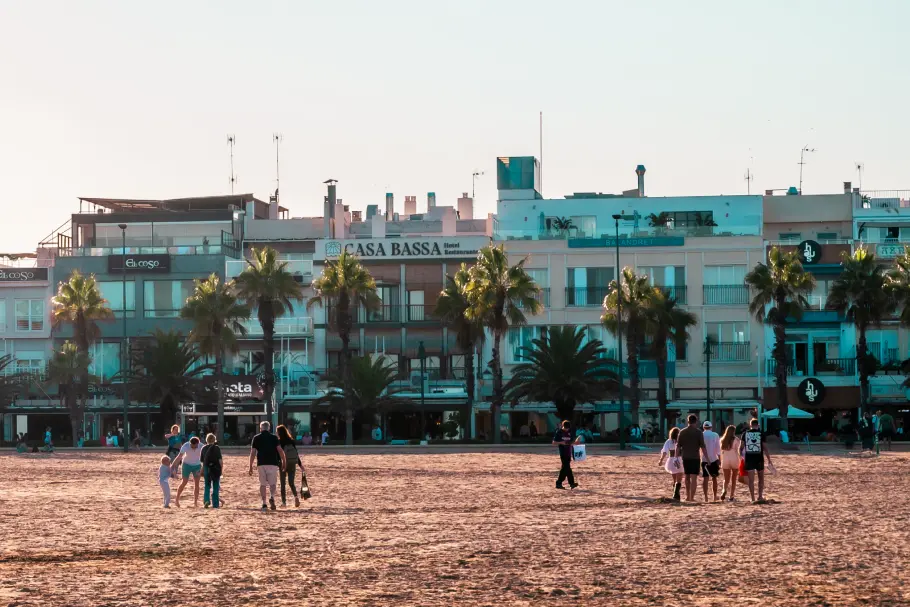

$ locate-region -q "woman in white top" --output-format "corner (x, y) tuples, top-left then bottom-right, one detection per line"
(719, 425), (741, 502)
(657, 427), (684, 501)
(172, 436), (204, 507)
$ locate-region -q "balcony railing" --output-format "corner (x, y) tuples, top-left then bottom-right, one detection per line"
(856, 191), (910, 210)
(703, 285), (749, 305)
(241, 317), (313, 337)
(495, 222), (762, 241)
(706, 342), (751, 362)
(516, 288), (551, 309)
(226, 258), (314, 283)
(655, 285), (687, 304)
(327, 305), (439, 325)
(813, 358), (856, 376)
(59, 245), (232, 257)
(565, 287), (610, 307)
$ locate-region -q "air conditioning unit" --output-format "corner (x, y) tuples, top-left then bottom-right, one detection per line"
(410, 371), (429, 394)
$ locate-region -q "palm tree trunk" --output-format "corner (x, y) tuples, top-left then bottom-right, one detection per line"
(67, 388), (82, 447)
(216, 350), (225, 443)
(338, 293), (354, 446)
(491, 332), (503, 444)
(773, 311), (789, 432)
(464, 346), (475, 440)
(627, 327), (641, 425)
(262, 313), (276, 421)
(857, 327), (868, 415)
(656, 356), (668, 438)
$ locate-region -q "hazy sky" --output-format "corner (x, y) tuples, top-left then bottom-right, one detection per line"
(1, 1), (907, 252)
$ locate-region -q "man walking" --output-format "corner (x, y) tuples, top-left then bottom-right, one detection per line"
(249, 421), (287, 512)
(676, 414), (708, 502)
(742, 418), (773, 503)
(877, 410), (895, 451)
(701, 421), (721, 502)
(552, 420), (580, 490)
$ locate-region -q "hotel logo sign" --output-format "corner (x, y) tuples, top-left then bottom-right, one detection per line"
(797, 377), (826, 405)
(108, 254), (171, 274)
(798, 240), (821, 265)
(318, 236), (489, 260)
(0, 268), (48, 282)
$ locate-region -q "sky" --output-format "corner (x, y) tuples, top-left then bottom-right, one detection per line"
(1, 0), (907, 252)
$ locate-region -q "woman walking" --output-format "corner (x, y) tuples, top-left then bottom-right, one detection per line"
(657, 427), (684, 501)
(201, 433), (224, 509)
(277, 425), (302, 507)
(172, 436), (204, 507)
(164, 425), (183, 479)
(719, 425), (740, 501)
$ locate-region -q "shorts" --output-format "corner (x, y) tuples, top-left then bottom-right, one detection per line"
(258, 465), (279, 487)
(182, 463), (202, 479)
(682, 459), (701, 475)
(701, 460), (720, 478)
(880, 429), (893, 440)
(744, 454), (764, 472)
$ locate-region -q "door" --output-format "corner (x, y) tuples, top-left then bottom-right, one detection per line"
(408, 290), (425, 321)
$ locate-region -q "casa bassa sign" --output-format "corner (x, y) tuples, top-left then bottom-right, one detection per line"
(108, 254), (171, 273)
(316, 236), (490, 261)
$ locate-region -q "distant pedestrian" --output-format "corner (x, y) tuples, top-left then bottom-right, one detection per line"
(249, 421), (288, 512)
(321, 429), (330, 445)
(132, 429), (142, 451)
(158, 455), (172, 508)
(877, 410), (895, 451)
(172, 436), (204, 507)
(657, 427), (684, 501)
(858, 412), (875, 451)
(701, 421), (721, 502)
(201, 433), (223, 509)
(552, 420), (580, 490)
(676, 414), (708, 502)
(277, 425), (304, 507)
(742, 418), (773, 503)
(719, 425), (741, 501)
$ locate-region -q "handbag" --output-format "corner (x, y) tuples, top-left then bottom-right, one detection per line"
(738, 457), (747, 478)
(664, 456), (683, 474)
(572, 444), (587, 462)
(300, 468), (312, 500)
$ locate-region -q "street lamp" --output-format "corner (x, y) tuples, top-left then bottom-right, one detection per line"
(612, 214), (626, 450)
(704, 338), (713, 425)
(118, 224), (129, 453)
(418, 341), (426, 439)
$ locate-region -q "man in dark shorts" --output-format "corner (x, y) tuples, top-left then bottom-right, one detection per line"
(877, 410), (895, 451)
(552, 420), (580, 490)
(249, 421), (287, 512)
(676, 414), (708, 502)
(700, 421), (721, 502)
(742, 418), (773, 502)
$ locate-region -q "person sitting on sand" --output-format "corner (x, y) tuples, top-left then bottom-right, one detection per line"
(172, 436), (204, 507)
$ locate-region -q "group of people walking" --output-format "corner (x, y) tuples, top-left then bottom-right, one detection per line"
(157, 421), (309, 511)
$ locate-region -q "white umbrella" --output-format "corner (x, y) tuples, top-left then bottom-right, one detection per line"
(760, 405), (814, 419)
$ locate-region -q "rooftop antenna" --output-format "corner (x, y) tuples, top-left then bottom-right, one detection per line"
(798, 145), (816, 195)
(227, 134), (237, 194)
(744, 168), (754, 195)
(472, 171), (484, 199)
(273, 133), (283, 201)
(539, 111), (543, 196)
(855, 162), (864, 191)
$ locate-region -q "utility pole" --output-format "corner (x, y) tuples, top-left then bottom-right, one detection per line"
(798, 145), (816, 195)
(119, 224), (129, 453)
(472, 171), (484, 199)
(227, 135), (237, 194)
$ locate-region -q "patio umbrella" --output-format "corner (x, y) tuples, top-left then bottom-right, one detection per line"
(760, 405), (814, 419)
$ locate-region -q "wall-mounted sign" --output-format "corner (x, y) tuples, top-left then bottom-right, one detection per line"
(797, 240), (821, 265)
(568, 236), (685, 248)
(182, 402), (267, 416)
(108, 254), (171, 273)
(201, 375), (265, 401)
(876, 244), (906, 259)
(0, 268), (48, 282)
(316, 236), (489, 261)
(797, 377), (826, 405)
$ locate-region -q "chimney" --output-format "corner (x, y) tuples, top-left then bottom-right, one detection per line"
(843, 182), (852, 194)
(324, 179), (338, 237)
(765, 189), (774, 196)
(635, 165), (646, 197)
(351, 210), (362, 223)
(371, 210), (386, 238)
(457, 192), (473, 220)
(427, 192), (436, 210)
(404, 195), (417, 216)
(385, 193), (394, 221)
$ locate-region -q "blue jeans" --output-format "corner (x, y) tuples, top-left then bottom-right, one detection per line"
(203, 470), (221, 507)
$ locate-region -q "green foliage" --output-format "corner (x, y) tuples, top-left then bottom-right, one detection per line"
(51, 270), (113, 351)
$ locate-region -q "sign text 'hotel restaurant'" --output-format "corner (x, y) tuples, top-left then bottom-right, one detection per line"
(316, 236), (490, 261)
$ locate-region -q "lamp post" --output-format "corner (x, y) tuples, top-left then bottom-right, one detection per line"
(118, 224), (129, 453)
(704, 338), (712, 425)
(418, 341), (426, 439)
(611, 214), (626, 450)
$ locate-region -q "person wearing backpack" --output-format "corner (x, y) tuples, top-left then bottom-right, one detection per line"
(201, 433), (224, 509)
(277, 425), (302, 507)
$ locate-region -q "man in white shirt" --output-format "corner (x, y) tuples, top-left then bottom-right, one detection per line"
(701, 421), (722, 502)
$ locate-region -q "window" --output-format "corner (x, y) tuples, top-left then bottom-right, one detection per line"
(0, 300), (5, 332)
(778, 233), (801, 242)
(88, 341), (123, 382)
(808, 280), (831, 310)
(672, 336), (688, 362)
(407, 290), (425, 321)
(640, 266), (686, 303)
(706, 322), (749, 361)
(703, 265), (746, 286)
(566, 267), (614, 306)
(15, 350), (45, 374)
(703, 265), (748, 305)
(369, 285), (400, 322)
(817, 232), (838, 241)
(866, 329), (899, 364)
(581, 324), (616, 358)
(15, 299), (44, 332)
(143, 280), (195, 318)
(569, 215), (597, 238)
(98, 281), (136, 318)
(525, 269), (549, 307)
(665, 211), (715, 229)
(507, 326), (542, 363)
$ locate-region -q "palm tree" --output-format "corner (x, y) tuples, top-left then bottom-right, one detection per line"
(314, 356), (412, 439)
(307, 250), (380, 445)
(827, 247), (895, 414)
(180, 274), (250, 442)
(644, 291), (697, 435)
(0, 354), (27, 427)
(117, 329), (213, 423)
(552, 217), (574, 238)
(602, 267), (656, 425)
(504, 326), (618, 421)
(434, 264), (485, 436)
(47, 342), (93, 445)
(233, 246), (305, 420)
(464, 245), (541, 444)
(646, 212), (671, 231)
(745, 248), (815, 429)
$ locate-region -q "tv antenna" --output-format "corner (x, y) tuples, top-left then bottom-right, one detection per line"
(855, 162), (864, 191)
(273, 133), (283, 200)
(472, 171), (484, 199)
(744, 168), (754, 195)
(227, 134), (237, 193)
(798, 145), (816, 195)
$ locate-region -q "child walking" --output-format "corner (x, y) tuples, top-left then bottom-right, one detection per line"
(657, 427), (684, 501)
(158, 455), (172, 508)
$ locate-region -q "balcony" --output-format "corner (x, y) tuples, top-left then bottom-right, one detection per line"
(565, 287), (610, 307)
(655, 285), (687, 304)
(706, 342), (751, 362)
(704, 285), (749, 306)
(241, 316), (313, 337)
(767, 357), (856, 377)
(59, 241), (240, 259)
(327, 305), (440, 325)
(495, 221), (762, 242)
(856, 190), (910, 210)
(516, 288), (551, 309)
(225, 258), (313, 284)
